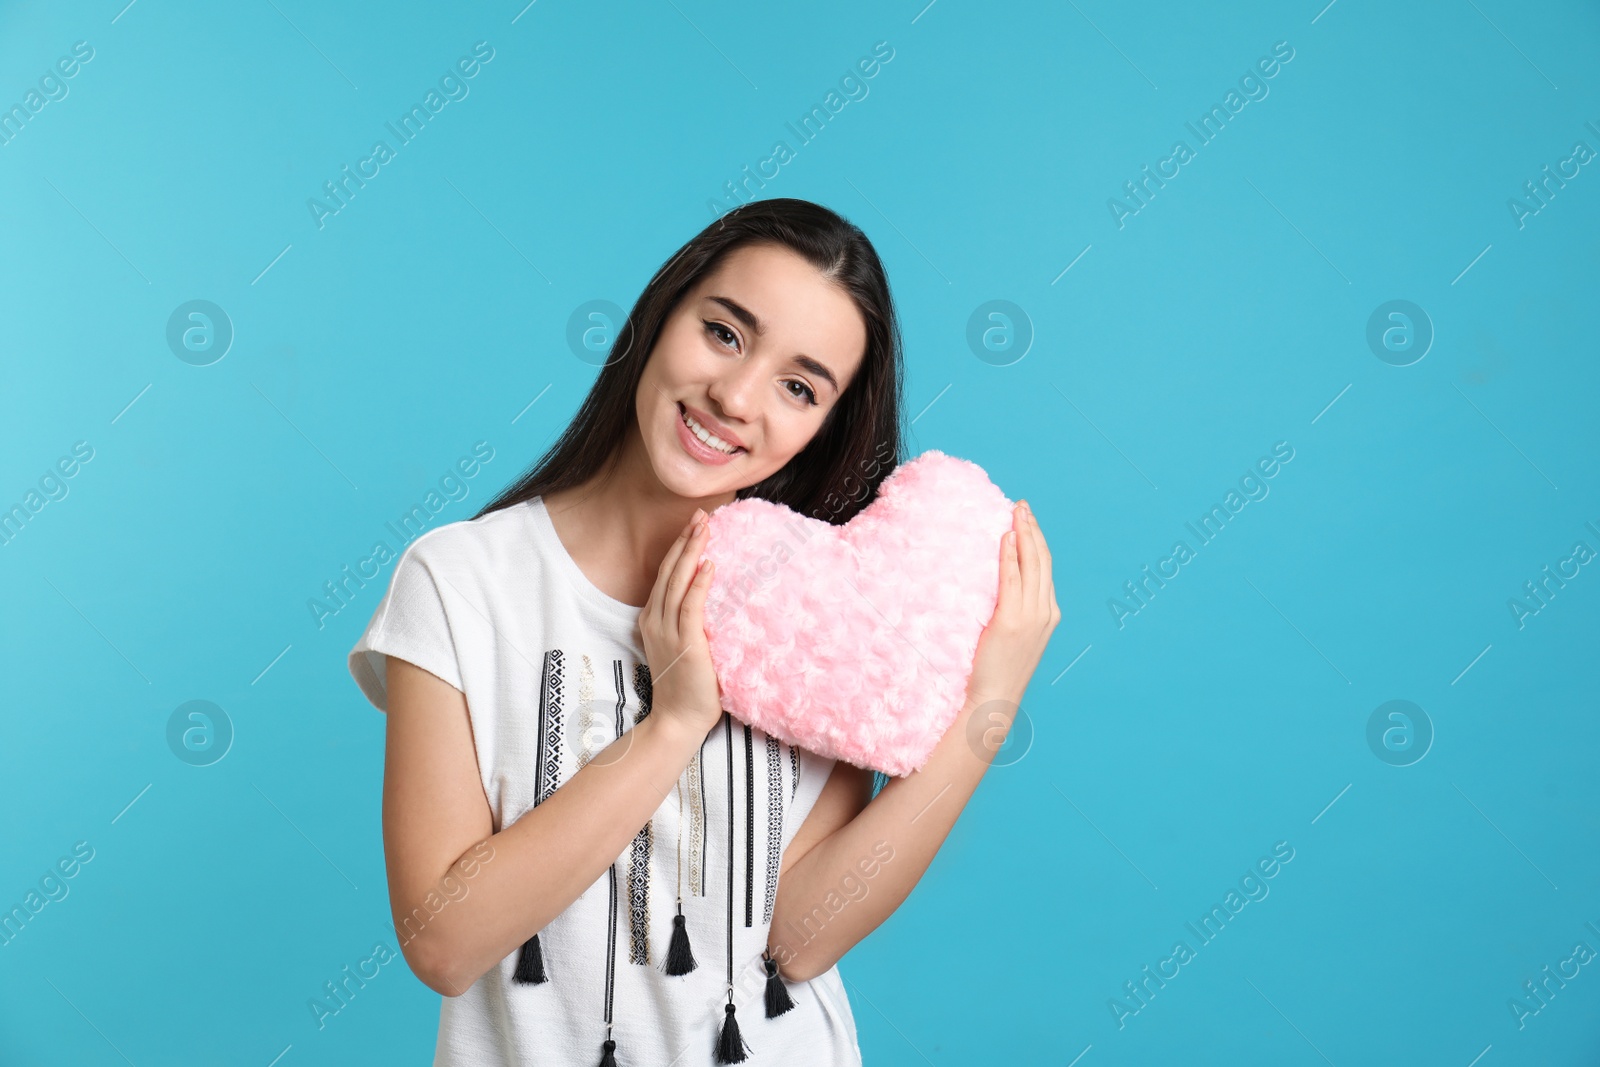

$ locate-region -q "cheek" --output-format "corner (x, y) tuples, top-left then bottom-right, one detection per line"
(759, 419), (819, 465)
(656, 322), (711, 377)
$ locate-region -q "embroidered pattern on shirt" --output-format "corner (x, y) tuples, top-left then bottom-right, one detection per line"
(763, 731), (785, 923)
(688, 730), (707, 897)
(575, 653), (597, 770)
(744, 723), (754, 928)
(605, 661), (627, 995)
(603, 853), (620, 1035)
(625, 660), (654, 965)
(536, 649), (566, 804)
(684, 729), (704, 895)
(789, 742), (799, 802)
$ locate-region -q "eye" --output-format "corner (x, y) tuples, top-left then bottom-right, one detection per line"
(704, 320), (816, 405)
(784, 379), (818, 406)
(703, 320), (739, 350)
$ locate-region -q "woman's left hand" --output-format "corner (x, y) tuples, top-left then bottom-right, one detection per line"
(964, 499), (1061, 710)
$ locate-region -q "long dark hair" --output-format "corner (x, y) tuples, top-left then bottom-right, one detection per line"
(472, 198), (905, 525)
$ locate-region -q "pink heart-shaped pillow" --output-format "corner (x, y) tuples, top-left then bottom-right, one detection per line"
(700, 450), (1016, 777)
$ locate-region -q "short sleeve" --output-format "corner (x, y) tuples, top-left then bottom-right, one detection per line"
(347, 537), (465, 712)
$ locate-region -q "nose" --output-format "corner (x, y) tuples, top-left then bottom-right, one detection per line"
(704, 360), (759, 426)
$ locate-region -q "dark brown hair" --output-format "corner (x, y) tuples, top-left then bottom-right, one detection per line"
(472, 198), (905, 525)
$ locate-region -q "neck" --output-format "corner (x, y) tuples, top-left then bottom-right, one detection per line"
(544, 423), (739, 596)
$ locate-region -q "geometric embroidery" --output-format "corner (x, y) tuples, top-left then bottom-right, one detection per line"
(743, 722), (754, 928)
(627, 826), (653, 966)
(575, 653), (597, 770)
(625, 660), (653, 966)
(603, 860), (619, 1035)
(536, 649), (566, 804)
(789, 742), (800, 802)
(609, 658), (626, 737)
(630, 661), (652, 725)
(687, 728), (707, 898)
(763, 731), (784, 924)
(601, 662), (627, 998)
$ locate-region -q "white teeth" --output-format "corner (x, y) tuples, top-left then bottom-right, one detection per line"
(682, 409), (740, 454)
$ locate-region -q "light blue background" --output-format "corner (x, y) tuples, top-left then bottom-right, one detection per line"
(2, 0), (1597, 1063)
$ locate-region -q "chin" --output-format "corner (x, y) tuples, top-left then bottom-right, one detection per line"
(650, 430), (728, 493)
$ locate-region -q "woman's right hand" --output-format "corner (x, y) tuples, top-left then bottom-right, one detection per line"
(640, 508), (725, 737)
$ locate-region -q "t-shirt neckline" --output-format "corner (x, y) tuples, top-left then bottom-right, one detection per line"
(524, 496), (646, 620)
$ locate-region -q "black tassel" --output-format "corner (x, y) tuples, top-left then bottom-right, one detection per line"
(714, 1001), (750, 1063)
(512, 933), (547, 984)
(664, 906), (698, 975)
(714, 713), (750, 1064)
(597, 1037), (617, 1066)
(762, 954), (795, 1018)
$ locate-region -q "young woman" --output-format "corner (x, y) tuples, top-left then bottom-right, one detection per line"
(347, 198), (1059, 1066)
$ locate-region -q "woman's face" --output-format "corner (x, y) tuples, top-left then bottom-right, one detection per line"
(633, 241), (869, 501)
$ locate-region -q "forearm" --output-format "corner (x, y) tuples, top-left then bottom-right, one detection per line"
(768, 692), (1019, 981)
(394, 711), (712, 995)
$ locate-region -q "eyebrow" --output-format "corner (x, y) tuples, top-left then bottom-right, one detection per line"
(707, 295), (841, 395)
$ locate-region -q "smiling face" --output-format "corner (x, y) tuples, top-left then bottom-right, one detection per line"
(632, 241), (869, 500)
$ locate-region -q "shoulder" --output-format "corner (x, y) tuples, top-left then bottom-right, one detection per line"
(375, 503), (538, 623)
(398, 501), (531, 571)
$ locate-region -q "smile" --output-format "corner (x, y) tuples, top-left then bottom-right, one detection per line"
(678, 402), (745, 456)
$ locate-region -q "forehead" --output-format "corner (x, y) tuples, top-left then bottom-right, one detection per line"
(692, 243), (868, 389)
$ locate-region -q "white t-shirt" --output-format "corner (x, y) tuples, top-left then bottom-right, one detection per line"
(348, 495), (863, 1066)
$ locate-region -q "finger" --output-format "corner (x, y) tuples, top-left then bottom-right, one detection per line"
(679, 555), (715, 636)
(651, 514), (701, 625)
(647, 521), (692, 618)
(1024, 505), (1051, 617)
(662, 519), (708, 630)
(1014, 503), (1038, 616)
(1028, 502), (1052, 568)
(994, 524), (1020, 619)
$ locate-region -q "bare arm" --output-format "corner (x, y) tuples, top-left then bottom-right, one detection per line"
(768, 499), (1059, 982)
(384, 507), (728, 995)
(383, 655), (714, 995)
(766, 694), (1009, 982)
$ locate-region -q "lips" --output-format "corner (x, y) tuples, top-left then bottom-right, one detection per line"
(678, 401), (746, 453)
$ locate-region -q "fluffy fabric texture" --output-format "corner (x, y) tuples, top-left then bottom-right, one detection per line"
(700, 450), (1015, 777)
